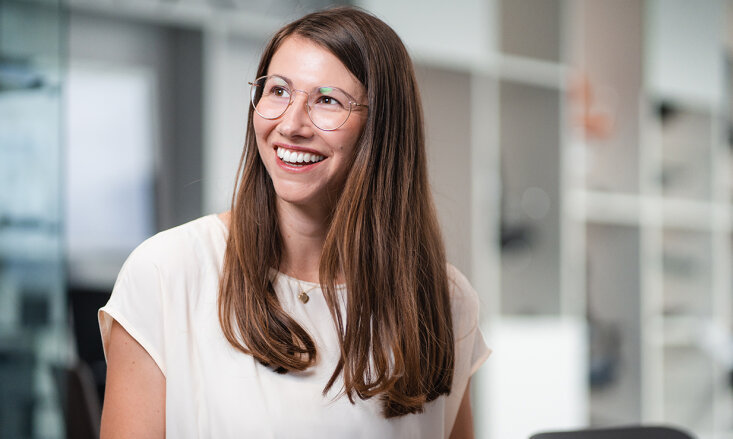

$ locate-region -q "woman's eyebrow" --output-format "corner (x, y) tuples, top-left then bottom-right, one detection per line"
(266, 74), (294, 85)
(269, 73), (349, 90)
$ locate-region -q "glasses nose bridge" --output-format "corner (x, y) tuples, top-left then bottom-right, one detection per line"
(281, 87), (315, 128)
(288, 87), (312, 108)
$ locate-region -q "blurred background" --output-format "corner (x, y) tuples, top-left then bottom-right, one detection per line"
(2, 0), (733, 437)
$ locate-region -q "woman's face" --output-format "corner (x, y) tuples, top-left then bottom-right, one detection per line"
(254, 36), (367, 211)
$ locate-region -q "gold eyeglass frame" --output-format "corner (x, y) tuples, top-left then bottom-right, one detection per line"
(248, 75), (368, 131)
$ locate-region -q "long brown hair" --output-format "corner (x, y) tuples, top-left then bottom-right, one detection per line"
(218, 6), (454, 418)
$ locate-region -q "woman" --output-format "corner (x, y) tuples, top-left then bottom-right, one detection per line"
(99, 6), (490, 438)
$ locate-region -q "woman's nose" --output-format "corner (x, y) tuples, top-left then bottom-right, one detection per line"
(276, 91), (313, 138)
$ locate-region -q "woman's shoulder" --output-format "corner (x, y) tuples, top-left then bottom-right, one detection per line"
(446, 263), (482, 338)
(121, 214), (226, 277)
(446, 264), (479, 305)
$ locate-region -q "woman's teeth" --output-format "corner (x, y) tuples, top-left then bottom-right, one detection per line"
(276, 147), (325, 166)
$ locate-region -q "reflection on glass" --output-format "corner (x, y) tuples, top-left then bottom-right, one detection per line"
(658, 103), (714, 201)
(662, 229), (712, 319)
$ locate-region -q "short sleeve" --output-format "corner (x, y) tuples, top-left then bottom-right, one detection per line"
(443, 265), (491, 436)
(469, 323), (490, 376)
(448, 266), (491, 376)
(98, 241), (167, 376)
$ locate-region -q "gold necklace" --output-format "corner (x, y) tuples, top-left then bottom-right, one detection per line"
(296, 280), (319, 304)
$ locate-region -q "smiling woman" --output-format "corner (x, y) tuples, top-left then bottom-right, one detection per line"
(253, 37), (368, 209)
(98, 6), (490, 439)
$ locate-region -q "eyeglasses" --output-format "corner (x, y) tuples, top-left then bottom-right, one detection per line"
(249, 75), (368, 131)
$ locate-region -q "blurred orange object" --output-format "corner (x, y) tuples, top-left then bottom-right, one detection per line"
(570, 74), (614, 140)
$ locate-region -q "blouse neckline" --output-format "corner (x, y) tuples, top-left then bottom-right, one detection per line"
(210, 213), (346, 290)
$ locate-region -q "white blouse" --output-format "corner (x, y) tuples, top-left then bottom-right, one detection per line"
(99, 214), (490, 438)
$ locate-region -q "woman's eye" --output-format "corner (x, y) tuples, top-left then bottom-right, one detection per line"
(317, 95), (341, 106)
(270, 86), (290, 98)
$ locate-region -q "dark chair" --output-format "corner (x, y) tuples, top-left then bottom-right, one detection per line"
(52, 362), (101, 439)
(529, 425), (695, 439)
(68, 286), (112, 404)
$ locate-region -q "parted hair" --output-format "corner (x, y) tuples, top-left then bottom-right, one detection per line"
(217, 6), (454, 418)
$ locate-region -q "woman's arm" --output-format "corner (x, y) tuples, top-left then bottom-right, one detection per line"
(449, 379), (475, 439)
(100, 320), (166, 438)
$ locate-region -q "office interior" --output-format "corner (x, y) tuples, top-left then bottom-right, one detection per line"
(1, 0), (732, 437)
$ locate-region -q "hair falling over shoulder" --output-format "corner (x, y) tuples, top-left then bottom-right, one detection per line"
(217, 6), (454, 418)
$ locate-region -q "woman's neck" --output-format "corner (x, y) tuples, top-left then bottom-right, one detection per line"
(275, 200), (330, 283)
(219, 199), (332, 284)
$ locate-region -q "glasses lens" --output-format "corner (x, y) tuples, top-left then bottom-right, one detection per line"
(251, 76), (290, 119)
(308, 86), (352, 131)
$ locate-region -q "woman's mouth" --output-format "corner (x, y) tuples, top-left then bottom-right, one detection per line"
(276, 146), (326, 167)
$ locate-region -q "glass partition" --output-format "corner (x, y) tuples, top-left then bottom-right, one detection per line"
(0, 0), (68, 437)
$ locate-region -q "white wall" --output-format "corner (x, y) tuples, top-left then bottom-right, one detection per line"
(355, 0), (496, 69)
(646, 0), (725, 106)
(203, 31), (265, 214)
(66, 12), (166, 286)
(416, 64), (474, 278)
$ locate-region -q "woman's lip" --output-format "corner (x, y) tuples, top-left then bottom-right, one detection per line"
(273, 143), (326, 157)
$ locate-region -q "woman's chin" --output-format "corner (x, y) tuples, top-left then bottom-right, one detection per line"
(273, 187), (341, 214)
(275, 190), (323, 209)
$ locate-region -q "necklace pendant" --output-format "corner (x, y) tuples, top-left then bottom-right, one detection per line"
(298, 291), (310, 304)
